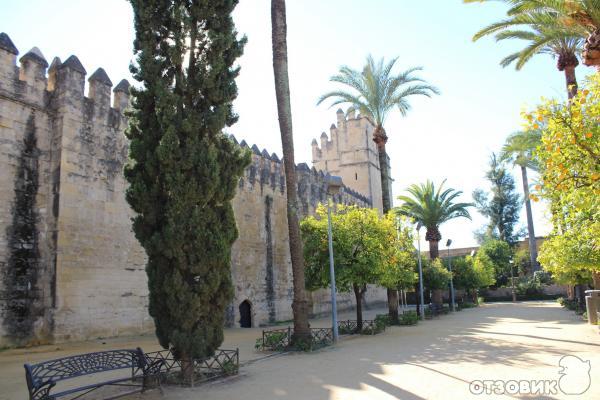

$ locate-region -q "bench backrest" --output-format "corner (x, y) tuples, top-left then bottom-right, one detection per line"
(25, 348), (146, 390)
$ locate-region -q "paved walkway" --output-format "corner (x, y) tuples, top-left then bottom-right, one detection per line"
(2, 302), (598, 399)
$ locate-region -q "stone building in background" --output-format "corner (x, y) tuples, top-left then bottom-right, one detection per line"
(0, 33), (387, 347)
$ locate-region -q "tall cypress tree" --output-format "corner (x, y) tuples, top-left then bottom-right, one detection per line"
(473, 154), (522, 245)
(125, 0), (249, 365)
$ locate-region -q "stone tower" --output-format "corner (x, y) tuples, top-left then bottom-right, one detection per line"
(311, 108), (392, 212)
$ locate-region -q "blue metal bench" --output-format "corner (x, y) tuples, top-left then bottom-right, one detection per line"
(24, 348), (156, 400)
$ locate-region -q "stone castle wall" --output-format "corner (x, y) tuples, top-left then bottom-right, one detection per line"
(0, 34), (386, 346)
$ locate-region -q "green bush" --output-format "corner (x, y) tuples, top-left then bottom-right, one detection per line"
(375, 314), (392, 326)
(516, 276), (544, 296)
(459, 302), (477, 309)
(399, 310), (419, 325)
(477, 297), (485, 305)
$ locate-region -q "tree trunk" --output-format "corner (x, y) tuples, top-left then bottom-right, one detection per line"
(181, 356), (194, 385)
(520, 166), (538, 272)
(353, 284), (364, 332)
(271, 0), (310, 342)
(373, 126), (392, 214)
(593, 271), (600, 290)
(432, 289), (443, 306)
(564, 65), (578, 99)
(583, 29), (600, 68)
(428, 240), (439, 260)
(373, 126), (397, 322)
(387, 288), (399, 324)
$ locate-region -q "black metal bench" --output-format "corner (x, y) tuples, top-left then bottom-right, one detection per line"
(24, 348), (157, 400)
(427, 303), (444, 318)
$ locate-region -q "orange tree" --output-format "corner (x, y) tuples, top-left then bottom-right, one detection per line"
(301, 206), (416, 329)
(523, 74), (600, 288)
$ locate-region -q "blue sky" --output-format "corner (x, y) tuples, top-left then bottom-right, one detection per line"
(3, 0), (594, 249)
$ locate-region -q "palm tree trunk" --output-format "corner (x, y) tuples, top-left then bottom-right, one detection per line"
(373, 126), (397, 322)
(375, 136), (392, 213)
(564, 65), (578, 99)
(520, 166), (538, 272)
(583, 29), (600, 68)
(271, 0), (310, 342)
(428, 240), (439, 260)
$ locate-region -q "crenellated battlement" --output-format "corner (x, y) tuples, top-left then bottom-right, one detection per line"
(230, 134), (371, 208)
(0, 32), (130, 117)
(0, 33), (381, 347)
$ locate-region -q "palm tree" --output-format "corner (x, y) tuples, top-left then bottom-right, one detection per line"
(317, 55), (439, 214)
(396, 180), (474, 260)
(317, 56), (438, 323)
(465, 0), (600, 68)
(469, 6), (584, 98)
(500, 130), (542, 272)
(271, 0), (310, 343)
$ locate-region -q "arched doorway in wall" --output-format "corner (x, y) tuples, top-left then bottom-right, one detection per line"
(239, 300), (252, 328)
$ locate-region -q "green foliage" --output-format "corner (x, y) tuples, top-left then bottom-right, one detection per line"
(473, 154), (523, 244)
(125, 0), (250, 360)
(513, 247), (532, 276)
(301, 206), (416, 294)
(317, 55), (439, 126)
(516, 276), (543, 296)
(374, 314), (392, 327)
(423, 258), (452, 290)
(399, 311), (419, 325)
(500, 130), (542, 171)
(396, 180), (473, 245)
(477, 239), (512, 286)
(451, 254), (496, 292)
(524, 74), (600, 285)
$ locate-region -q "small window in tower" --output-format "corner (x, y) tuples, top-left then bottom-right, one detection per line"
(355, 172), (358, 180)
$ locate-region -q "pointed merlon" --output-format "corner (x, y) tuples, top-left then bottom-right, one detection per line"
(336, 108), (344, 114)
(240, 140), (249, 148)
(261, 149), (271, 159)
(271, 153), (280, 162)
(251, 144), (261, 156)
(296, 162), (310, 171)
(89, 67), (112, 86)
(49, 57), (61, 71)
(320, 131), (328, 138)
(330, 123), (336, 130)
(20, 47), (48, 67)
(113, 79), (130, 93)
(229, 134), (238, 145)
(60, 55), (86, 74)
(0, 32), (18, 55)
(311, 138), (318, 146)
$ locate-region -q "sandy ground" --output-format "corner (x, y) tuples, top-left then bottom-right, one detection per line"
(2, 302), (598, 399)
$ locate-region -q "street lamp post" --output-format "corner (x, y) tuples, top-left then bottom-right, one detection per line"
(416, 223), (425, 320)
(509, 259), (516, 302)
(446, 239), (456, 312)
(326, 175), (342, 342)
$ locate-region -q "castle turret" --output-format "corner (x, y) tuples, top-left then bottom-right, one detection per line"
(88, 67), (113, 110)
(311, 109), (385, 212)
(56, 55), (87, 101)
(0, 33), (18, 90)
(113, 79), (130, 111)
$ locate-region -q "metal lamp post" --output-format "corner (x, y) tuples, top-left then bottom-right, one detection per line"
(416, 223), (425, 320)
(326, 175), (342, 342)
(446, 239), (456, 312)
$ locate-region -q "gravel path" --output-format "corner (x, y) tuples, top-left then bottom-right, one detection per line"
(2, 302), (598, 399)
